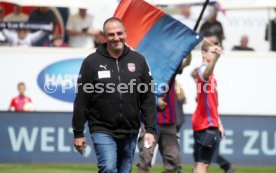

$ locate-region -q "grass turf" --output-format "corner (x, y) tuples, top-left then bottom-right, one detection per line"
(1, 164), (276, 173)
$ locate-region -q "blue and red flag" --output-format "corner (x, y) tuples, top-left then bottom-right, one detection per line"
(114, 0), (203, 96)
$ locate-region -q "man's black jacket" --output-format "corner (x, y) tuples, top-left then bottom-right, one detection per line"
(72, 43), (156, 138)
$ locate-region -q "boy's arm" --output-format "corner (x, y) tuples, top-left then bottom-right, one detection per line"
(203, 46), (222, 81)
(218, 116), (225, 139)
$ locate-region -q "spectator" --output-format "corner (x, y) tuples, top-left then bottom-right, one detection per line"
(66, 8), (99, 48)
(94, 31), (105, 48)
(232, 35), (254, 51)
(1, 28), (46, 47)
(9, 82), (33, 112)
(265, 8), (276, 51)
(4, 4), (28, 22)
(136, 55), (191, 173)
(0, 6), (8, 45)
(199, 7), (225, 46)
(173, 5), (197, 29)
(173, 4), (214, 32)
(28, 7), (59, 46)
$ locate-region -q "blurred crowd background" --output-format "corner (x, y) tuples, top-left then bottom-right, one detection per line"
(0, 1), (275, 51)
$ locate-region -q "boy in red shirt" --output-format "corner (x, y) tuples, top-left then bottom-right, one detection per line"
(9, 82), (33, 111)
(192, 40), (224, 173)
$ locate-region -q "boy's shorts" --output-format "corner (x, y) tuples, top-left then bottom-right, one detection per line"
(193, 127), (221, 164)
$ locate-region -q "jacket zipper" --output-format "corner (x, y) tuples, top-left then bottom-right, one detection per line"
(116, 59), (122, 118)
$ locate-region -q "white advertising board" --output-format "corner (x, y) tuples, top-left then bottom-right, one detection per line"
(178, 51), (276, 116)
(0, 47), (275, 115)
(0, 47), (93, 111)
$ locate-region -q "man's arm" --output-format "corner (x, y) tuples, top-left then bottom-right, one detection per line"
(72, 58), (90, 154)
(84, 28), (100, 37)
(66, 29), (83, 36)
(140, 59), (156, 134)
(52, 25), (59, 39)
(85, 16), (100, 37)
(140, 59), (157, 145)
(72, 58), (90, 138)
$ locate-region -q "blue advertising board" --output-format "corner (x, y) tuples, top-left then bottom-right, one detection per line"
(0, 112), (275, 166)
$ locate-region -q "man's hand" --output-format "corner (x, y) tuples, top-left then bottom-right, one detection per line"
(74, 137), (86, 155)
(157, 97), (167, 110)
(143, 133), (155, 148)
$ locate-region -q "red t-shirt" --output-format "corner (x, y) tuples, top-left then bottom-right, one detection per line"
(9, 95), (32, 111)
(192, 65), (219, 131)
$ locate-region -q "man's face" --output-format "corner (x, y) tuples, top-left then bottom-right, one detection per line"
(13, 5), (21, 14)
(104, 20), (126, 51)
(181, 6), (191, 17)
(18, 84), (26, 95)
(79, 8), (87, 18)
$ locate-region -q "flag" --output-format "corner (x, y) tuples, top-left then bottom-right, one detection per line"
(114, 0), (203, 96)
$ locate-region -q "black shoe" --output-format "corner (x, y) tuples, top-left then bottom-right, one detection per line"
(225, 164), (235, 173)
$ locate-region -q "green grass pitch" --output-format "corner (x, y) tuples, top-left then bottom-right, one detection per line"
(1, 164), (276, 173)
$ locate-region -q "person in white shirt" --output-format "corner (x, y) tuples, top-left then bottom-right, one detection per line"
(66, 8), (99, 48)
(0, 6), (8, 45)
(173, 5), (197, 29)
(173, 4), (215, 30)
(1, 28), (45, 47)
(4, 5), (28, 22)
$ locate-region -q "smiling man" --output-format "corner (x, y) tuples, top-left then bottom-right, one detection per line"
(72, 17), (156, 173)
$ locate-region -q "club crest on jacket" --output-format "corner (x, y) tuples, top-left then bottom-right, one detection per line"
(128, 63), (135, 72)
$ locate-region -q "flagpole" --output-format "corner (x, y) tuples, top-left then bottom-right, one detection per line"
(193, 0), (210, 31)
(161, 0), (210, 101)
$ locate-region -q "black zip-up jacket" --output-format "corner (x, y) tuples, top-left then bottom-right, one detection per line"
(72, 43), (156, 138)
